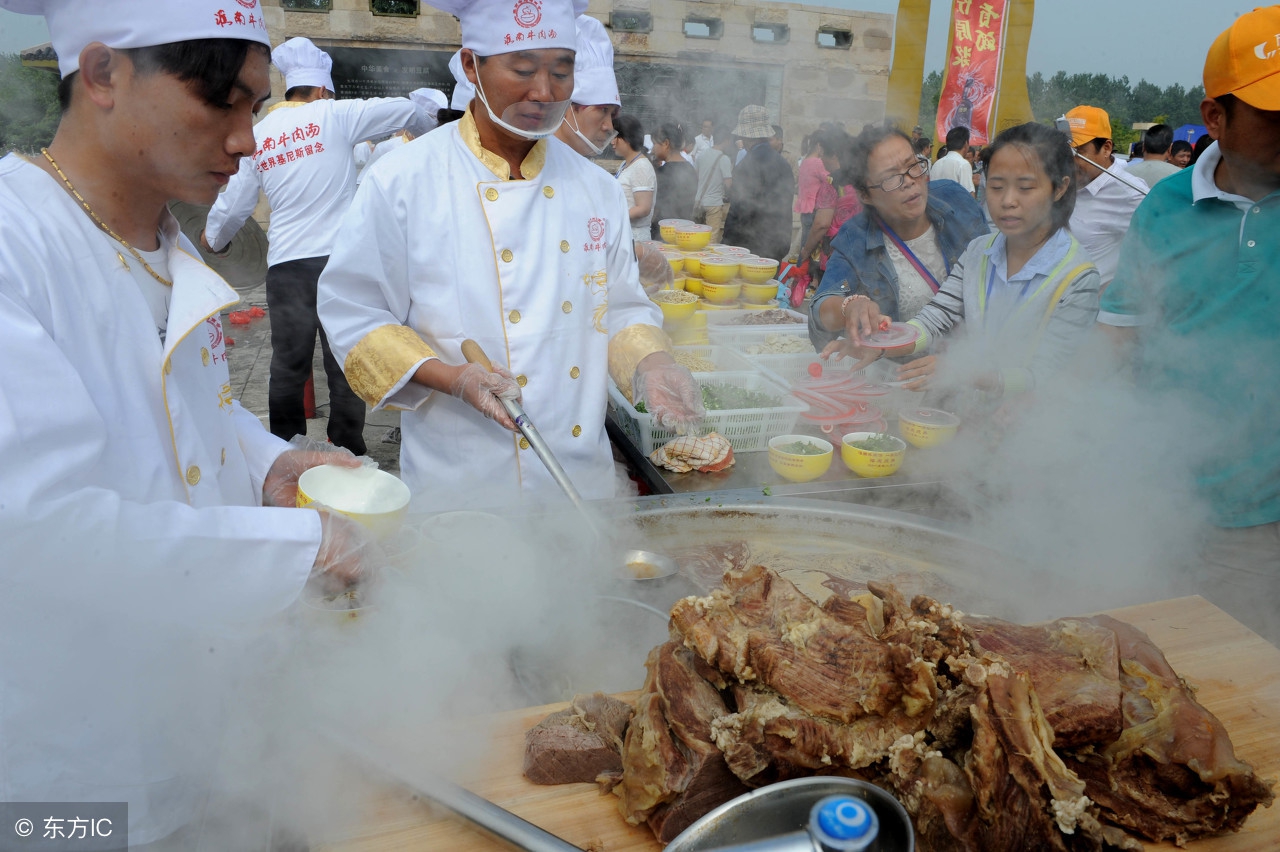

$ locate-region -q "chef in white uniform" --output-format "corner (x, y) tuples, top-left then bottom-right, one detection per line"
(0, 1), (374, 845)
(553, 15), (619, 158)
(319, 0), (704, 504)
(204, 37), (435, 455)
(361, 87), (449, 182)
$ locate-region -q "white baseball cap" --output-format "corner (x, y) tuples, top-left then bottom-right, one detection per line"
(0, 0), (271, 77)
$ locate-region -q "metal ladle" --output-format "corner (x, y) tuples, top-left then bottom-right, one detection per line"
(460, 340), (677, 581)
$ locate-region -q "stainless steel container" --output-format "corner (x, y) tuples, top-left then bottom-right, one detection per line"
(664, 777), (914, 852)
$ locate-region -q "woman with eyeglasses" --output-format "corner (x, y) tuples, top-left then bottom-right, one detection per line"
(809, 124), (988, 350)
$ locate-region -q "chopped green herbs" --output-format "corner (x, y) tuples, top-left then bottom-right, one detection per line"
(701, 385), (781, 410)
(849, 433), (902, 453)
(777, 440), (826, 455)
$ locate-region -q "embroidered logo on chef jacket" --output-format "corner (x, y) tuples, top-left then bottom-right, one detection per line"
(584, 217), (608, 253)
(205, 316), (229, 365)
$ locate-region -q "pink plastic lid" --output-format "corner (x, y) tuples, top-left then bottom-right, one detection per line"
(861, 322), (917, 349)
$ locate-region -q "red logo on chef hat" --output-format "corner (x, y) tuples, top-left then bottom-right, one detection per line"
(513, 0), (542, 29)
(587, 217), (606, 243)
(235, 0), (258, 8)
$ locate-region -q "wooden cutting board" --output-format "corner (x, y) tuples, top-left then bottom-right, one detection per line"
(316, 596), (1279, 851)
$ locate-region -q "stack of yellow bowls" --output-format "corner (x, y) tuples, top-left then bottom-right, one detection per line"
(699, 256), (742, 284)
(674, 223), (713, 251)
(666, 309), (708, 345)
(659, 218), (694, 244)
(740, 257), (780, 284)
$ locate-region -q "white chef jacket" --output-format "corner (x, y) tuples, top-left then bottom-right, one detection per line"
(205, 96), (432, 265)
(318, 110), (668, 504)
(1068, 165), (1148, 289)
(0, 155), (320, 844)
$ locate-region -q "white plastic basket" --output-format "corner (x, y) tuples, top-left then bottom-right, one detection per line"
(608, 371), (805, 455)
(671, 344), (760, 375)
(704, 308), (809, 346)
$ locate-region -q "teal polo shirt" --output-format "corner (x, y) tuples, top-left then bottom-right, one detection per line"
(1101, 143), (1280, 528)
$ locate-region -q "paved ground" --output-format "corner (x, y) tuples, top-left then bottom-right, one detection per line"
(224, 284), (402, 474)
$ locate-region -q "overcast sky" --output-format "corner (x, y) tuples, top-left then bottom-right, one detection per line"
(0, 2), (1248, 89)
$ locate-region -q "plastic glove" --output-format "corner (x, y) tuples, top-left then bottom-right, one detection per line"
(634, 241), (675, 295)
(633, 357), (705, 434)
(308, 509), (380, 598)
(262, 435), (370, 508)
(450, 362), (521, 431)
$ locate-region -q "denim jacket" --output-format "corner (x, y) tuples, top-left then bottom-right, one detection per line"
(808, 179), (988, 349)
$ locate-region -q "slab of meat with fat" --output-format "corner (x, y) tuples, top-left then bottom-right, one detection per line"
(615, 643), (747, 838)
(522, 693), (634, 785)
(968, 617), (1122, 749)
(1065, 615), (1275, 845)
(670, 565), (937, 725)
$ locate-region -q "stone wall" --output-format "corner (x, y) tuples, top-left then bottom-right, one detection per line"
(261, 0), (893, 149)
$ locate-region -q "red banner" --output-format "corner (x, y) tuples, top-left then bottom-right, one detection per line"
(936, 0), (1008, 148)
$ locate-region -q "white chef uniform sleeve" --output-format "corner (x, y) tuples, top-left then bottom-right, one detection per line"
(0, 288), (319, 624)
(317, 172), (436, 411)
(601, 182), (671, 400)
(337, 97), (434, 145)
(204, 155), (261, 252)
(231, 399), (293, 498)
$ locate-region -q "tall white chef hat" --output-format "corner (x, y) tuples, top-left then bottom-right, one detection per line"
(0, 0), (271, 77)
(272, 37), (333, 93)
(571, 14), (619, 107)
(448, 49), (475, 110)
(409, 87), (448, 122)
(424, 0), (587, 57)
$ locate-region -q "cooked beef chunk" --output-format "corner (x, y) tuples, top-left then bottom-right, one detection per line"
(614, 643), (747, 832)
(671, 565), (937, 724)
(522, 693), (634, 785)
(969, 617), (1122, 748)
(1065, 615), (1275, 845)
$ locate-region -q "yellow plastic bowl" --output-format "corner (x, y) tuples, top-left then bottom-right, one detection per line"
(675, 223), (713, 251)
(740, 259), (780, 284)
(651, 291), (700, 323)
(670, 277), (689, 291)
(701, 280), (742, 304)
(840, 432), (907, 478)
(297, 464), (411, 539)
(659, 218), (693, 244)
(741, 281), (780, 303)
(898, 408), (961, 448)
(742, 300), (777, 311)
(698, 298), (741, 311)
(669, 328), (710, 346)
(683, 277), (704, 297)
(768, 435), (834, 483)
(700, 258), (741, 284)
(660, 251), (684, 274)
(683, 252), (711, 277)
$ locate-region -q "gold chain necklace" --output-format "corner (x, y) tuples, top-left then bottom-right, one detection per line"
(41, 148), (172, 287)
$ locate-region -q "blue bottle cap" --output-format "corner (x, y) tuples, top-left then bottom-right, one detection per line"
(810, 796), (879, 852)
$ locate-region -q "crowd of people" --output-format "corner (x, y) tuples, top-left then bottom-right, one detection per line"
(0, 0), (1277, 846)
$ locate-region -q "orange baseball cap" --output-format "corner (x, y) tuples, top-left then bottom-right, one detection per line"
(1064, 106), (1112, 148)
(1205, 6), (1280, 109)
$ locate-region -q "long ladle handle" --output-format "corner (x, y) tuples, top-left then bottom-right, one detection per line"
(460, 339), (589, 513)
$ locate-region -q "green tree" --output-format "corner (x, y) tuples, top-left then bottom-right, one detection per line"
(918, 70), (942, 139)
(0, 55), (59, 155)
